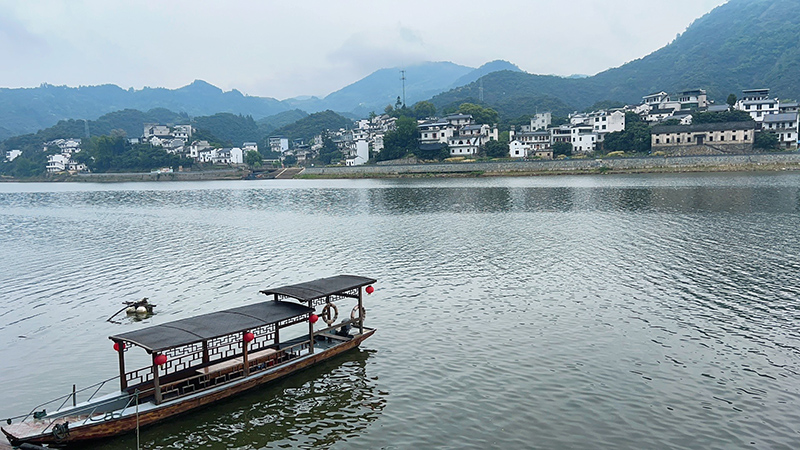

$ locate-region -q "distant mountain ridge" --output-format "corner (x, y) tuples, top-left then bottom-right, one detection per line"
(432, 0), (800, 116)
(0, 61), (518, 140)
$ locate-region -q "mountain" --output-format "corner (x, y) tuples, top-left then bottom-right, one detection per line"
(431, 0), (800, 115)
(0, 81), (289, 140)
(287, 61), (475, 116)
(449, 60), (522, 88)
(269, 110), (353, 144)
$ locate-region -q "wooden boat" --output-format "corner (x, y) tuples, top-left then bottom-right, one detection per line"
(2, 275), (377, 447)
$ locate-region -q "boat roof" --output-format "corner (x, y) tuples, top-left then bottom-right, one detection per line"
(110, 301), (313, 352)
(259, 274), (376, 302)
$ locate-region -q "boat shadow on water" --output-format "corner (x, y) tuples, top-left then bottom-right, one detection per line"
(84, 348), (385, 449)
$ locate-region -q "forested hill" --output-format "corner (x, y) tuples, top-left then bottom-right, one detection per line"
(432, 0), (800, 113)
(0, 81), (289, 140)
(269, 110), (353, 144)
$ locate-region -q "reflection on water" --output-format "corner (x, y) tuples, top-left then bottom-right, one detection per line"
(87, 350), (384, 450)
(2, 173), (800, 449)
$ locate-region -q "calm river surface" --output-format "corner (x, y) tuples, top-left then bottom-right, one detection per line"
(1, 173), (800, 449)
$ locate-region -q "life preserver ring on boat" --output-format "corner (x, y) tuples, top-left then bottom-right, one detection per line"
(52, 422), (70, 441)
(322, 303), (338, 326)
(351, 305), (366, 322)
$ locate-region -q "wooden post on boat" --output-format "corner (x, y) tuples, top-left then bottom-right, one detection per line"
(242, 331), (250, 377)
(117, 340), (127, 391)
(72, 384), (77, 407)
(202, 341), (209, 365)
(273, 294), (281, 347)
(308, 313), (315, 354)
(358, 287), (364, 334)
(152, 354), (162, 405)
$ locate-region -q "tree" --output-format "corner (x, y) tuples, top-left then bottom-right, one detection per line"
(754, 131), (779, 150)
(416, 143), (450, 161)
(726, 94), (737, 108)
(413, 101), (436, 119)
(377, 116), (418, 161)
(384, 105), (394, 115)
(693, 110), (753, 124)
(552, 142), (573, 157)
(245, 149), (262, 167)
(479, 140), (509, 158)
(317, 134), (343, 165)
(603, 113), (652, 154)
(458, 103), (499, 125)
(395, 96), (403, 110)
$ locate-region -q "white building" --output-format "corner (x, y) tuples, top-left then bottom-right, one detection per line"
(190, 140), (212, 159)
(571, 124), (597, 153)
(5, 149), (22, 162)
(346, 139), (369, 166)
(588, 110), (625, 138)
(230, 147), (244, 165)
(762, 113), (799, 148)
(735, 89), (779, 121)
(143, 124), (171, 138)
(530, 112), (551, 131)
(46, 154), (69, 173)
(269, 136), (289, 153)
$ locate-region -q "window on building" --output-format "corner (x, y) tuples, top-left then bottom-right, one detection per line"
(666, 138), (670, 143)
(656, 138), (660, 144)
(709, 136), (713, 141)
(720, 135), (725, 141)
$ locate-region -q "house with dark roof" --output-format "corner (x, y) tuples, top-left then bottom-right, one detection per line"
(762, 113), (799, 148)
(650, 122), (757, 155)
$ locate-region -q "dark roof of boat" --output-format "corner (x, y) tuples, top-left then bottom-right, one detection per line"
(259, 274), (376, 302)
(110, 301), (313, 352)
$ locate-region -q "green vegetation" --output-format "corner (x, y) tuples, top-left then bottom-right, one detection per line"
(603, 113), (652, 154)
(193, 113), (260, 146)
(74, 136), (192, 173)
(692, 110), (754, 123)
(754, 131), (779, 150)
(378, 116), (418, 162)
(479, 140), (509, 158)
(268, 110), (352, 145)
(552, 142), (573, 157)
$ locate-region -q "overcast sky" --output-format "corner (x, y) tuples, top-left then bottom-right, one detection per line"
(0, 0), (727, 100)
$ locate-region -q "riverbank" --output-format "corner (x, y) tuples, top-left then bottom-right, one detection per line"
(3, 153), (800, 182)
(300, 153), (800, 179)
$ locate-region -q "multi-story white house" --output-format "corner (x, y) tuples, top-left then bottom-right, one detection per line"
(570, 124), (597, 153)
(143, 124), (171, 138)
(418, 119), (454, 145)
(735, 89), (779, 121)
(762, 113), (799, 148)
(46, 154), (70, 173)
(588, 110), (626, 140)
(269, 136), (289, 154)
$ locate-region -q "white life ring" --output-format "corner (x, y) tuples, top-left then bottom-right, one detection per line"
(351, 305), (366, 322)
(322, 303), (339, 325)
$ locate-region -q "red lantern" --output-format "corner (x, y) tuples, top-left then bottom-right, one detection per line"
(366, 285), (375, 294)
(113, 342), (125, 352)
(243, 332), (255, 343)
(154, 354), (168, 365)
(309, 314), (319, 324)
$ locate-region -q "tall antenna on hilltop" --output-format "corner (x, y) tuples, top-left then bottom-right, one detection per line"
(400, 70), (406, 107)
(479, 78), (484, 103)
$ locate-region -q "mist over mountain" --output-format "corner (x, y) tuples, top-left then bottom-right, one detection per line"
(432, 0), (800, 115)
(2, 0), (798, 141)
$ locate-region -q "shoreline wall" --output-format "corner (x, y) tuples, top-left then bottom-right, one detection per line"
(303, 153), (800, 177)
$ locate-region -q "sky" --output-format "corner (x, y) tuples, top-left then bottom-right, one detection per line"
(0, 0), (728, 100)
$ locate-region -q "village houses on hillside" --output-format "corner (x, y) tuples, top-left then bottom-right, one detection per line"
(11, 84), (799, 174)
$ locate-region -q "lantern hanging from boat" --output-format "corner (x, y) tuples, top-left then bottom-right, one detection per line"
(366, 285), (375, 294)
(154, 354), (168, 365)
(113, 342), (125, 352)
(243, 332), (255, 343)
(309, 314), (319, 324)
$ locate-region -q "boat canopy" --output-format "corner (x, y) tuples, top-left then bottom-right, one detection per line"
(109, 301), (313, 352)
(259, 274), (376, 302)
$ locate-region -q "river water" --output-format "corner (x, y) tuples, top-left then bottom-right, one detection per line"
(1, 173), (799, 449)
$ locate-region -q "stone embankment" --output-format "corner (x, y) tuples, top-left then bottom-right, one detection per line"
(68, 168), (245, 182)
(301, 153), (800, 178)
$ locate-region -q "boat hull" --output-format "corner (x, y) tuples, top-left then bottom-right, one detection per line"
(2, 329), (375, 446)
